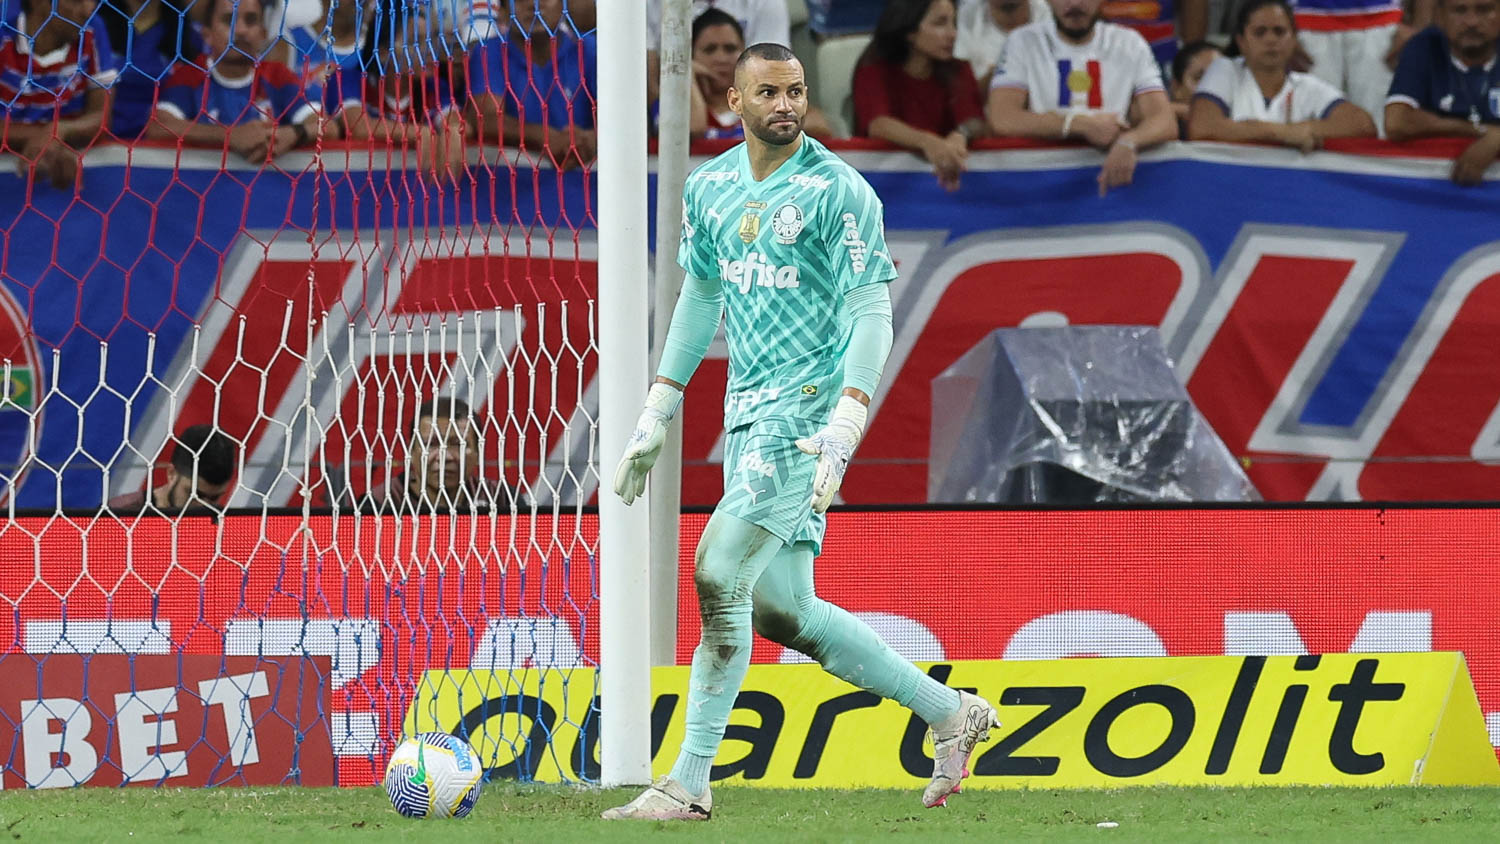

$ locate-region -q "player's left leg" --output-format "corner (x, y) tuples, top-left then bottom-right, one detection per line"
(752, 542), (999, 807)
(601, 511), (784, 821)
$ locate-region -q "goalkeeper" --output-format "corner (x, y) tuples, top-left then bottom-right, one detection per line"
(603, 43), (998, 821)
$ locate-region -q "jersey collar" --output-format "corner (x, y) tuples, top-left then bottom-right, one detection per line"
(737, 133), (810, 186)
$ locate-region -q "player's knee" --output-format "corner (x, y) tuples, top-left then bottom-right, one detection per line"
(693, 557), (736, 603)
(751, 602), (802, 646)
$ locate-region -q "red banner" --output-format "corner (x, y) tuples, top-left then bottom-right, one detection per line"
(0, 655), (332, 787)
(678, 508), (1500, 756)
(3, 507), (1498, 785)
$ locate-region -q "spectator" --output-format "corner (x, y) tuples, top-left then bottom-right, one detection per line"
(854, 0), (988, 191)
(684, 8), (754, 139)
(1, 0), (118, 189)
(955, 0), (1053, 83)
(987, 0), (1178, 195)
(108, 424), (237, 514)
(146, 0), (323, 162)
(1188, 0), (1375, 148)
(1295, 0), (1431, 133)
(102, 0), (204, 140)
(346, 397), (524, 513)
(1385, 0), (1500, 185)
(646, 0), (790, 103)
(1099, 0), (1208, 67)
(468, 0), (596, 170)
(352, 0), (468, 178)
(671, 8), (833, 140)
(1170, 39), (1220, 126)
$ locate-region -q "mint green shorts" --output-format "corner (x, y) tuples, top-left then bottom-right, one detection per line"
(717, 416), (826, 555)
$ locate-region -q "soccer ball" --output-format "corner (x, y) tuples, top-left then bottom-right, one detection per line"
(383, 732), (484, 819)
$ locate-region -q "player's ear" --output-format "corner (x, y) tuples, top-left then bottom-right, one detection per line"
(727, 84), (744, 116)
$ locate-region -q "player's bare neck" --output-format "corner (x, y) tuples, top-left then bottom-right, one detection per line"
(745, 134), (803, 181)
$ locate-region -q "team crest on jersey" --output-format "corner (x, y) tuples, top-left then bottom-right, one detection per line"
(771, 203), (804, 244)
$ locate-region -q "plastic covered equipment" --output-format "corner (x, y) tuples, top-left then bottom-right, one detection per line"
(927, 326), (1260, 503)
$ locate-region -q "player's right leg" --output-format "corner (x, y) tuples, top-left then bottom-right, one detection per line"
(751, 543), (999, 808)
(601, 511), (783, 821)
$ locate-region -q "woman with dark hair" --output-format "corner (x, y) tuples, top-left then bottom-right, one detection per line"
(686, 8), (750, 140)
(852, 0), (986, 191)
(1187, 0), (1374, 150)
(101, 0), (203, 139)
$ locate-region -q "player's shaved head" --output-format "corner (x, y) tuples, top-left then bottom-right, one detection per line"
(728, 43), (809, 147)
(733, 42), (801, 88)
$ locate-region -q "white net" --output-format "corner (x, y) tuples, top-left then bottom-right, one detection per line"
(0, 0), (607, 787)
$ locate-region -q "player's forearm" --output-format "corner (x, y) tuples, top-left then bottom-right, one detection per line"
(656, 272), (724, 386)
(841, 283), (893, 399)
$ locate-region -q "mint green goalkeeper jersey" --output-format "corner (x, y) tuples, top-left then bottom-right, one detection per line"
(678, 136), (898, 431)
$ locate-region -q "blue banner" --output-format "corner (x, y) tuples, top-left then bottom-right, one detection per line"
(3, 143), (1498, 506)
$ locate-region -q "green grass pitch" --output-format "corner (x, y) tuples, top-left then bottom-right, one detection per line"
(2, 785), (1499, 842)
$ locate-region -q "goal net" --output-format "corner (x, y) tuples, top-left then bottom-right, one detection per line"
(0, 0), (608, 787)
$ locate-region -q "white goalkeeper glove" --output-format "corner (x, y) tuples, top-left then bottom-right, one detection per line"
(613, 382), (684, 506)
(795, 395), (869, 514)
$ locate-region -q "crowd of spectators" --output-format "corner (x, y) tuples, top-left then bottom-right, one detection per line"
(4, 0), (1496, 515)
(3, 0), (1498, 190)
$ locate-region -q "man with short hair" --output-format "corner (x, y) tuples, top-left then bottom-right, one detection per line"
(602, 42), (998, 822)
(146, 0), (323, 162)
(108, 425), (237, 514)
(986, 0), (1179, 194)
(351, 397), (522, 512)
(1385, 0), (1500, 184)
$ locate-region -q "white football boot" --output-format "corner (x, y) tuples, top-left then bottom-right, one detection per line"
(922, 691), (1000, 808)
(600, 776), (712, 821)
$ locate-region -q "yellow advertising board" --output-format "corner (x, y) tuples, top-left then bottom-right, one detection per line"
(402, 653), (1500, 788)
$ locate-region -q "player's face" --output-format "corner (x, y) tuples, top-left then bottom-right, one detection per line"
(694, 24), (744, 93)
(1047, 0), (1103, 40)
(412, 415), (479, 492)
(908, 0), (958, 62)
(208, 0), (267, 66)
(1442, 0), (1500, 60)
(1172, 47), (1220, 102)
(729, 57), (809, 146)
(1236, 5), (1296, 73)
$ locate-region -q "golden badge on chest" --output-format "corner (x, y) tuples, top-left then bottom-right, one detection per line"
(738, 201), (767, 244)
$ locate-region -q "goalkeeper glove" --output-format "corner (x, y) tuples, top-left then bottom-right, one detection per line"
(795, 395), (869, 514)
(613, 382), (684, 506)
